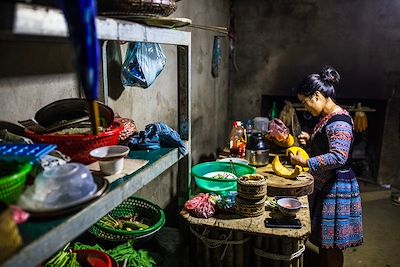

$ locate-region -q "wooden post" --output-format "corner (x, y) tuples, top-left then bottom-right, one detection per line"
(261, 235), (270, 267)
(292, 239), (300, 267)
(299, 240), (304, 267)
(223, 231), (235, 267)
(271, 237), (281, 267)
(195, 226), (207, 267)
(234, 231), (245, 267)
(254, 236), (263, 267)
(209, 229), (222, 267)
(281, 237), (293, 267)
(188, 225), (197, 267)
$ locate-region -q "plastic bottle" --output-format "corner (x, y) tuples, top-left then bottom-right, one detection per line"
(245, 119), (254, 137)
(229, 121), (246, 158)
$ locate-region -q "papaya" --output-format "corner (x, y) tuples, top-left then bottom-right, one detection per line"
(271, 155), (302, 179)
(272, 134), (294, 148)
(285, 146), (310, 172)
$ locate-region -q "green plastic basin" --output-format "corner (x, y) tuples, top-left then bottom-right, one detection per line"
(191, 161), (256, 192)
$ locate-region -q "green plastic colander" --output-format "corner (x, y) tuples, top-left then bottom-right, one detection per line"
(90, 197), (165, 242)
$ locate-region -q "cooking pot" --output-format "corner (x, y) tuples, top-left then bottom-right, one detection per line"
(245, 132), (269, 167)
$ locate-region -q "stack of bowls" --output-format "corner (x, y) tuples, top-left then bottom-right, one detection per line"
(235, 174), (267, 217)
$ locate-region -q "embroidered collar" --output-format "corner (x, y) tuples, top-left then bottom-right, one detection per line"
(311, 108), (350, 140)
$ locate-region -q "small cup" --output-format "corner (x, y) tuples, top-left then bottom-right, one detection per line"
(90, 145), (130, 175)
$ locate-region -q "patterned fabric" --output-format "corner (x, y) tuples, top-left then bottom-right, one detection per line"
(308, 109), (353, 190)
(307, 108), (363, 249)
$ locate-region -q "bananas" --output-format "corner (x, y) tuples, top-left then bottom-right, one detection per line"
(354, 110), (368, 133)
(271, 155), (302, 179)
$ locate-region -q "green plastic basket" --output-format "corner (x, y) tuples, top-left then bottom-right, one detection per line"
(191, 161), (256, 192)
(0, 162), (32, 204)
(90, 197), (165, 242)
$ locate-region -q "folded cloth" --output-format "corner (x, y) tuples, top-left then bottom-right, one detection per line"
(129, 122), (187, 155)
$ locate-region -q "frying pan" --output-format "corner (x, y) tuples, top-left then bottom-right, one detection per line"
(34, 98), (114, 128)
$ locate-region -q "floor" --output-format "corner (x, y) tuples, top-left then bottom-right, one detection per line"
(305, 182), (400, 267)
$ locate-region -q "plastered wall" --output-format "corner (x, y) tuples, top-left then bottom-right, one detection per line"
(0, 0), (231, 221)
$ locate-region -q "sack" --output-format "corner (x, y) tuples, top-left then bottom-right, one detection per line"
(121, 42), (166, 88)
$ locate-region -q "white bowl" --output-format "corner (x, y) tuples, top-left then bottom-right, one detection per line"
(277, 198), (302, 216)
(217, 157), (249, 165)
(90, 145), (130, 175)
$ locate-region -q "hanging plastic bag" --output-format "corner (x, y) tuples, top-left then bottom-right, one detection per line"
(121, 42), (166, 88)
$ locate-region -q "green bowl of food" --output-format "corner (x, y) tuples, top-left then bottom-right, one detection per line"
(191, 161), (256, 192)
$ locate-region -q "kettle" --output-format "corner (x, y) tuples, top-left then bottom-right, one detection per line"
(245, 132), (269, 167)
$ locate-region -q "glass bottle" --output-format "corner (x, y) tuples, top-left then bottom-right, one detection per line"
(269, 101), (278, 120)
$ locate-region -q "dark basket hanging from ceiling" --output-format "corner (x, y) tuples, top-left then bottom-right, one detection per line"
(97, 0), (178, 17)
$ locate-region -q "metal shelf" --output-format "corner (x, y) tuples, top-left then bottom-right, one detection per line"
(1, 148), (186, 267)
(0, 2), (191, 267)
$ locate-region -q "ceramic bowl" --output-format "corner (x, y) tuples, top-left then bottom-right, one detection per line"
(90, 145), (130, 175)
(277, 197), (302, 216)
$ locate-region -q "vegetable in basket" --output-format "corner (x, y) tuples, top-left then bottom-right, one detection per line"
(99, 214), (150, 231)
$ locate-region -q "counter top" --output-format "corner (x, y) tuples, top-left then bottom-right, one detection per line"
(181, 195), (311, 240)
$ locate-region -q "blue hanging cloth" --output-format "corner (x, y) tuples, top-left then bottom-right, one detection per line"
(129, 123), (187, 156)
(57, 0), (101, 134)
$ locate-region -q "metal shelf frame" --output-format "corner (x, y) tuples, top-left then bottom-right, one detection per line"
(0, 3), (191, 267)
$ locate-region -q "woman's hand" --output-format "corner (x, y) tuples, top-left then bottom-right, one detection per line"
(290, 153), (308, 167)
(298, 131), (310, 146)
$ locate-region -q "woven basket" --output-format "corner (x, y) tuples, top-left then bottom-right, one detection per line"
(237, 174), (267, 200)
(0, 203), (22, 264)
(98, 0), (177, 17)
(24, 121), (123, 164)
(89, 197), (165, 242)
(235, 195), (266, 217)
(0, 162), (32, 204)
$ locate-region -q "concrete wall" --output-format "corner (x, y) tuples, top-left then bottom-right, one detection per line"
(231, 0), (400, 184)
(0, 0), (231, 219)
(231, 0), (400, 120)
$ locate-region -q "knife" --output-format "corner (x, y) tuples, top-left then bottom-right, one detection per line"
(291, 111), (302, 146)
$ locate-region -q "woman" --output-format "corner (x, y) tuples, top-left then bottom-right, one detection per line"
(290, 66), (363, 267)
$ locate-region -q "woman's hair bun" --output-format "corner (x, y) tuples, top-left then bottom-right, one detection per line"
(321, 66), (340, 84)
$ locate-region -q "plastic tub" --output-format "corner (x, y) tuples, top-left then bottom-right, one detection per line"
(74, 250), (112, 267)
(191, 161), (256, 192)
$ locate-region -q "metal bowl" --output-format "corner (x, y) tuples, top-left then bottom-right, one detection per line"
(277, 198), (302, 216)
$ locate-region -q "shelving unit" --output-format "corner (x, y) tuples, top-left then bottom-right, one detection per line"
(0, 3), (191, 267)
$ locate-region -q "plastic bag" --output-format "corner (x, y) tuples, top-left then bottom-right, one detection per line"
(267, 118), (289, 141)
(121, 42), (166, 88)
